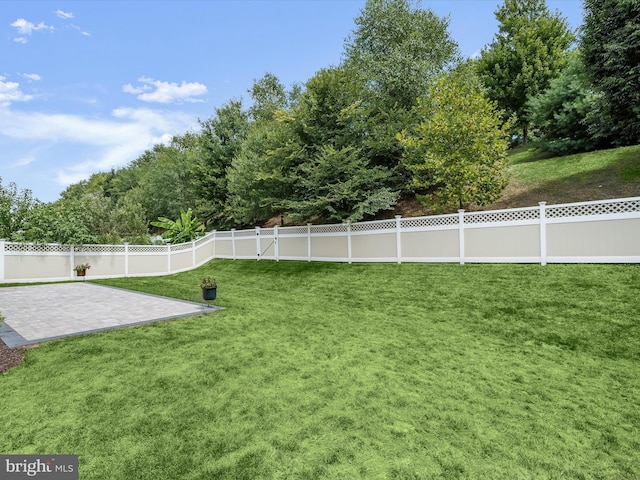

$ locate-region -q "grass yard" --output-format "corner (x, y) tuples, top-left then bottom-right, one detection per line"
(1, 260), (639, 479)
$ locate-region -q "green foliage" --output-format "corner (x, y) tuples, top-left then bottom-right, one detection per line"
(0, 177), (39, 240)
(127, 139), (199, 223)
(342, 0), (459, 184)
(399, 63), (512, 209)
(191, 99), (249, 227)
(343, 0), (459, 110)
(582, 0), (640, 145)
(285, 145), (398, 223)
(151, 208), (205, 244)
(199, 276), (217, 288)
(247, 73), (290, 122)
(527, 51), (602, 154)
(477, 0), (574, 143)
(18, 201), (97, 245)
(227, 117), (301, 225)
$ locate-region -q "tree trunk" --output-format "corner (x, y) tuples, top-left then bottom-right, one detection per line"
(523, 123), (529, 145)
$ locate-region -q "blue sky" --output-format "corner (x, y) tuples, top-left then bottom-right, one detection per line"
(1, 0), (584, 203)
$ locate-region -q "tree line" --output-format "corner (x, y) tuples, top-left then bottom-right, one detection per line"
(2, 0), (638, 244)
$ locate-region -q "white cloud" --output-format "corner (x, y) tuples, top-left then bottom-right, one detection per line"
(122, 83), (150, 95)
(10, 18), (53, 40)
(124, 77), (207, 104)
(55, 10), (74, 19)
(0, 78), (34, 106)
(0, 105), (198, 188)
(21, 73), (42, 82)
(77, 27), (91, 37)
(13, 155), (35, 167)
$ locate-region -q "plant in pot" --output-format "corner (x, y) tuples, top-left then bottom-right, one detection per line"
(74, 263), (91, 277)
(200, 276), (217, 301)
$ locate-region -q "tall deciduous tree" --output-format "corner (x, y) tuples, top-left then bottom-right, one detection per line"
(343, 0), (459, 110)
(582, 0), (640, 146)
(192, 99), (249, 227)
(398, 63), (512, 210)
(477, 0), (574, 143)
(284, 67), (398, 223)
(342, 0), (459, 186)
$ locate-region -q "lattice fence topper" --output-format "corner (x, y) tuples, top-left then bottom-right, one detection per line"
(257, 228), (275, 237)
(5, 242), (70, 253)
(74, 244), (126, 253)
(351, 220), (396, 232)
(401, 214), (459, 229)
(464, 207), (540, 224)
(279, 226), (309, 235)
(234, 229), (256, 238)
(170, 243), (192, 252)
(546, 198), (640, 219)
(128, 245), (167, 253)
(310, 224), (349, 234)
(195, 234), (214, 247)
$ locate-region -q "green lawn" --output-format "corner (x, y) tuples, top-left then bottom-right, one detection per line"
(1, 260), (639, 479)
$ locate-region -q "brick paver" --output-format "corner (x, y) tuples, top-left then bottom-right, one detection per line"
(0, 283), (221, 347)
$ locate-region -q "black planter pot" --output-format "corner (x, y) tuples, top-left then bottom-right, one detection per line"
(202, 287), (217, 301)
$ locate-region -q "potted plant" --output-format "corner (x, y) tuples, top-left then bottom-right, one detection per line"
(200, 276), (217, 301)
(74, 263), (91, 277)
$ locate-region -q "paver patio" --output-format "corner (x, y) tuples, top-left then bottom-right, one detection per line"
(0, 282), (221, 347)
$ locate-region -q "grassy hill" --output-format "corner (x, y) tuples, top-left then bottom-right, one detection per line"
(488, 144), (640, 209)
(392, 145), (640, 218)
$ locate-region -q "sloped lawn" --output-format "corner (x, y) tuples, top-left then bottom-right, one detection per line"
(1, 260), (638, 479)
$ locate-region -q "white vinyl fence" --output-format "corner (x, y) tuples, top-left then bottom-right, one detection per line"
(1, 197), (639, 283)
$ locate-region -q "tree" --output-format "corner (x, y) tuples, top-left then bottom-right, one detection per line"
(226, 117), (301, 225)
(284, 145), (398, 223)
(342, 0), (460, 186)
(248, 73), (290, 122)
(125, 139), (199, 223)
(192, 99), (249, 227)
(284, 67), (399, 223)
(226, 74), (301, 226)
(0, 177), (39, 240)
(398, 63), (512, 210)
(582, 0), (640, 146)
(477, 0), (574, 143)
(527, 51), (601, 154)
(343, 0), (459, 110)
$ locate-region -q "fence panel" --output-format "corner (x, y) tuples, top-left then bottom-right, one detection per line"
(1, 197), (639, 283)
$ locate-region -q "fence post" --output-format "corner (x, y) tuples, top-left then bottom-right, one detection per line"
(0, 239), (5, 282)
(167, 244), (171, 273)
(307, 223), (312, 262)
(124, 242), (129, 277)
(395, 215), (402, 264)
(70, 244), (75, 279)
(274, 225), (280, 262)
(192, 239), (196, 268)
(539, 201), (547, 266)
(347, 222), (352, 264)
(458, 210), (465, 265)
(231, 229), (236, 260)
(255, 227), (261, 260)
